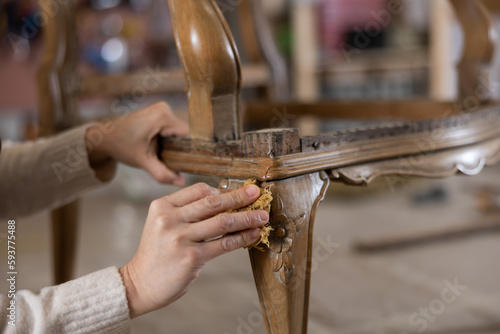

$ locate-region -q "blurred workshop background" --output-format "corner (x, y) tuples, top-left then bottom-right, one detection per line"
(1, 0), (500, 333)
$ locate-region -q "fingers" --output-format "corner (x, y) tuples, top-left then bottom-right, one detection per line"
(163, 183), (219, 207)
(179, 185), (261, 222)
(142, 156), (185, 186)
(188, 210), (268, 241)
(150, 101), (190, 137)
(131, 101), (189, 186)
(200, 228), (262, 260)
(160, 118), (189, 137)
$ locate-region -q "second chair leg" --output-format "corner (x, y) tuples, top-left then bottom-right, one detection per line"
(51, 201), (79, 284)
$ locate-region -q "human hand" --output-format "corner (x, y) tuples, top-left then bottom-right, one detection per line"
(119, 183), (268, 318)
(86, 101), (189, 186)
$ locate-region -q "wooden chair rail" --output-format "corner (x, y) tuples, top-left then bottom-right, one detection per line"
(162, 105), (500, 181)
(331, 136), (500, 185)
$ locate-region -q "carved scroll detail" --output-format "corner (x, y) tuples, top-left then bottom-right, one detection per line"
(268, 194), (306, 285)
(330, 137), (500, 185)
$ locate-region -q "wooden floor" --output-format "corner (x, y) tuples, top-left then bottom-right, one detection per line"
(2, 164), (500, 334)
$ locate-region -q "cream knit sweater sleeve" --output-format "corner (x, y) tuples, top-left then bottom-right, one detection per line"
(0, 125), (131, 332)
(0, 123), (116, 218)
(0, 267), (131, 333)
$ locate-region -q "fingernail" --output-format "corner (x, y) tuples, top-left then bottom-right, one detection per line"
(173, 179), (185, 187)
(257, 212), (269, 222)
(245, 185), (259, 197)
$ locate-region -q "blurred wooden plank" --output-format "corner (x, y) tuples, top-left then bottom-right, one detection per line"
(353, 215), (500, 253)
(79, 64), (269, 97)
(430, 0), (458, 101)
(292, 1), (319, 101)
(482, 0), (500, 12)
(319, 48), (429, 74)
(244, 100), (459, 125)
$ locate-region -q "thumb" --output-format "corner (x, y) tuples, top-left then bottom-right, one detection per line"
(141, 156), (185, 186)
(160, 119), (190, 138)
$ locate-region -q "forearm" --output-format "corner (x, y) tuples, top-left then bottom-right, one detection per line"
(0, 267), (131, 333)
(0, 124), (116, 218)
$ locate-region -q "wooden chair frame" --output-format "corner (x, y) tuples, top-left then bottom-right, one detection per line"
(160, 1), (500, 333)
(37, 0), (500, 332)
(37, 0), (284, 284)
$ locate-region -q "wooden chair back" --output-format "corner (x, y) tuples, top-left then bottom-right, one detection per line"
(36, 0), (288, 284)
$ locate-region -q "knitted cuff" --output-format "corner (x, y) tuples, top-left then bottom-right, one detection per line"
(40, 123), (117, 195)
(49, 267), (131, 334)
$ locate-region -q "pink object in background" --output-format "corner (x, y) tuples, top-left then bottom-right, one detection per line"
(0, 54), (40, 113)
(319, 0), (388, 57)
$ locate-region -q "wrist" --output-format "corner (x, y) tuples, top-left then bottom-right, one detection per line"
(86, 125), (112, 162)
(119, 264), (143, 319)
(86, 125), (116, 181)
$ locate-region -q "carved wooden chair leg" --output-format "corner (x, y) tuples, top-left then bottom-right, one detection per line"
(226, 172), (329, 334)
(38, 0), (80, 284)
(51, 201), (79, 284)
